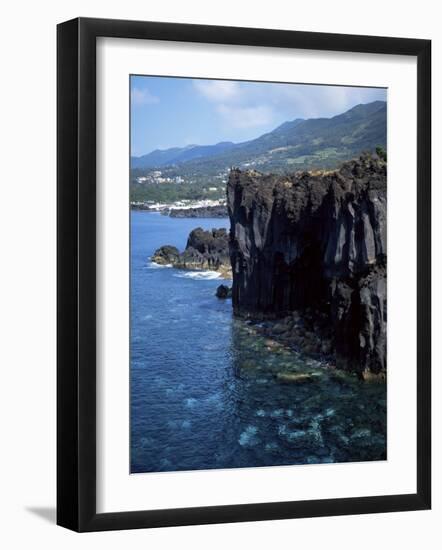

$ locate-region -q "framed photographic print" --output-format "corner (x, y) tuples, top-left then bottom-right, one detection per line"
(57, 17), (431, 531)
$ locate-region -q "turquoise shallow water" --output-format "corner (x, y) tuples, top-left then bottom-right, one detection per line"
(130, 211), (386, 473)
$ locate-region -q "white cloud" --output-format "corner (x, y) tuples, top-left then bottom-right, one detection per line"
(265, 83), (386, 119)
(131, 87), (159, 106)
(192, 78), (385, 134)
(193, 79), (275, 128)
(193, 80), (241, 102)
(217, 104), (274, 129)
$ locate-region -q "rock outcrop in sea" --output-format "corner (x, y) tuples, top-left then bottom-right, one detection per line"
(152, 227), (232, 278)
(215, 284), (232, 298)
(227, 153), (387, 379)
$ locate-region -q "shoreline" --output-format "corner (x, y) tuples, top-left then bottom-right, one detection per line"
(130, 199), (227, 215)
(148, 259), (232, 280)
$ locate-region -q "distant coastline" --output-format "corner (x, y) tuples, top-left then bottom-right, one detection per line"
(169, 205), (227, 218)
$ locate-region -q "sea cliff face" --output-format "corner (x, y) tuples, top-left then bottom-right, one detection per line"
(227, 154), (387, 377)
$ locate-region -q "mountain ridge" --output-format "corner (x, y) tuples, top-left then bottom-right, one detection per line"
(131, 100), (386, 173)
(131, 141), (237, 169)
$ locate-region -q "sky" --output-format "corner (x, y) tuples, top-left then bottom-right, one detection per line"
(130, 75), (387, 157)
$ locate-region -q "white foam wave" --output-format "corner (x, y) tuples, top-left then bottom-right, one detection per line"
(146, 261), (172, 269)
(173, 270), (222, 280)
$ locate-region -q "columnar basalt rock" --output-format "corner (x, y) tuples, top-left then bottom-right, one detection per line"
(227, 154), (387, 377)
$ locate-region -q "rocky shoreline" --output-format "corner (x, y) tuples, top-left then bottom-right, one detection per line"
(230, 297), (385, 383)
(227, 153), (387, 380)
(168, 205), (228, 218)
(152, 227), (232, 278)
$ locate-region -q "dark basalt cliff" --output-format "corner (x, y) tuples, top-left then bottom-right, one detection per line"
(152, 227), (232, 277)
(227, 154), (387, 377)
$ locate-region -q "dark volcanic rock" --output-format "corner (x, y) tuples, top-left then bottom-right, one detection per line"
(227, 154), (387, 377)
(151, 245), (180, 265)
(169, 205), (228, 218)
(184, 227), (231, 270)
(152, 227), (232, 277)
(216, 284), (232, 298)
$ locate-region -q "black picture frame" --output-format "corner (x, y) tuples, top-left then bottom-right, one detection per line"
(57, 17), (431, 532)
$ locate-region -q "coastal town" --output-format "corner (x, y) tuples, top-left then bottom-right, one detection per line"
(130, 197), (228, 217)
(135, 170), (185, 185)
(134, 168), (229, 189)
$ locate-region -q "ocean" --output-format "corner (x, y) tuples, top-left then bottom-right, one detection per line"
(130, 210), (386, 473)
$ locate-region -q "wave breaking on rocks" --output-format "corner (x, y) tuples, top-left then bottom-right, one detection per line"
(152, 227), (232, 279)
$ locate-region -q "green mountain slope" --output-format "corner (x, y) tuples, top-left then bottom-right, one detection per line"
(131, 141), (236, 169)
(130, 101), (386, 202)
(179, 100), (386, 174)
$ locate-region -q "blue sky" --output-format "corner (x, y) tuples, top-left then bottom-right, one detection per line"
(130, 76), (387, 157)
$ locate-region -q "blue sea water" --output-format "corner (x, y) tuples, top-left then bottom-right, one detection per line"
(130, 211), (386, 473)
